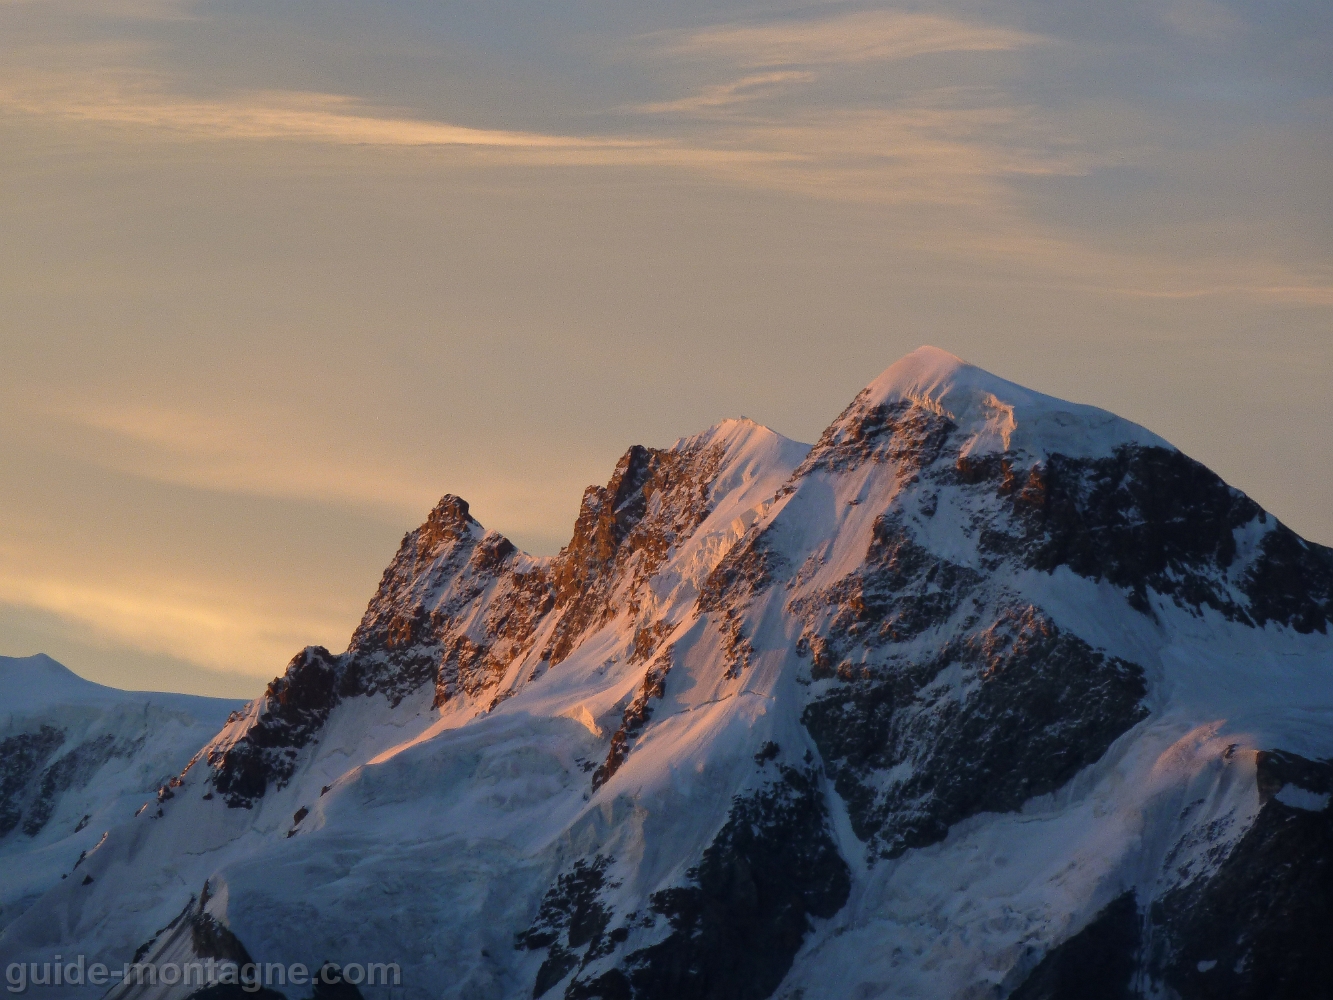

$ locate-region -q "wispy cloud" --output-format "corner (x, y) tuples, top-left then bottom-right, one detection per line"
(944, 220), (1333, 306)
(41, 401), (443, 518)
(0, 66), (812, 175)
(0, 566), (332, 678)
(635, 70), (816, 114)
(0, 0), (193, 14)
(0, 65), (1073, 204)
(657, 10), (1043, 67)
(616, 12), (1068, 205)
(25, 399), (603, 552)
(713, 100), (1089, 200)
(0, 68), (639, 150)
(2, 14), (1324, 311)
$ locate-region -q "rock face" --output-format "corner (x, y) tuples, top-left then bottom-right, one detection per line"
(205, 435), (738, 809)
(801, 604), (1149, 860)
(3, 348), (1333, 1000)
(526, 765), (851, 1000)
(0, 725), (67, 838)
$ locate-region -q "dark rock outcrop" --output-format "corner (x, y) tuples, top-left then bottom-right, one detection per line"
(592, 645), (674, 792)
(1242, 528), (1333, 634)
(1147, 751), (1333, 1000)
(1009, 892), (1142, 1000)
(516, 857), (620, 998)
(21, 732), (145, 836)
(969, 444), (1333, 632)
(557, 767), (850, 1000)
(0, 726), (65, 837)
(208, 646), (341, 807)
(803, 606), (1148, 859)
(790, 514), (981, 666)
(794, 397), (955, 478)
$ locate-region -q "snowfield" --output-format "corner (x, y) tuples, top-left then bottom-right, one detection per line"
(0, 655), (241, 937)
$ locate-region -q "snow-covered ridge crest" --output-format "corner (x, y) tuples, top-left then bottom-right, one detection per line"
(861, 345), (1171, 461)
(0, 656), (240, 941)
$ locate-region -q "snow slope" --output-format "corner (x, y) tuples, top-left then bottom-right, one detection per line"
(2, 347), (1331, 1000)
(0, 655), (242, 934)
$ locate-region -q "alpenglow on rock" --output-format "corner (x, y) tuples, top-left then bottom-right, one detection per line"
(3, 347), (1332, 1000)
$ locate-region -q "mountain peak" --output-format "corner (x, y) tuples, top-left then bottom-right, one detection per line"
(417, 494), (481, 552)
(0, 653), (120, 713)
(673, 415), (793, 450)
(859, 345), (1169, 462)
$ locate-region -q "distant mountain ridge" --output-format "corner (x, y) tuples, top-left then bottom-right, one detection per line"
(0, 654), (242, 934)
(2, 347), (1332, 1000)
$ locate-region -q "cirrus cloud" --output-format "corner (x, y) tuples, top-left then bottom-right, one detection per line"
(654, 10), (1043, 67)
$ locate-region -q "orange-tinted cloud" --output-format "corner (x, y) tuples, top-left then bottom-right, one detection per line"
(655, 10), (1042, 67)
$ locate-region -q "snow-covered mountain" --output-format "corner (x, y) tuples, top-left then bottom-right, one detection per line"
(3, 346), (1332, 1000)
(0, 655), (241, 934)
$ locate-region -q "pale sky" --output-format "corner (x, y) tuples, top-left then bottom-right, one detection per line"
(1, 0), (1330, 697)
